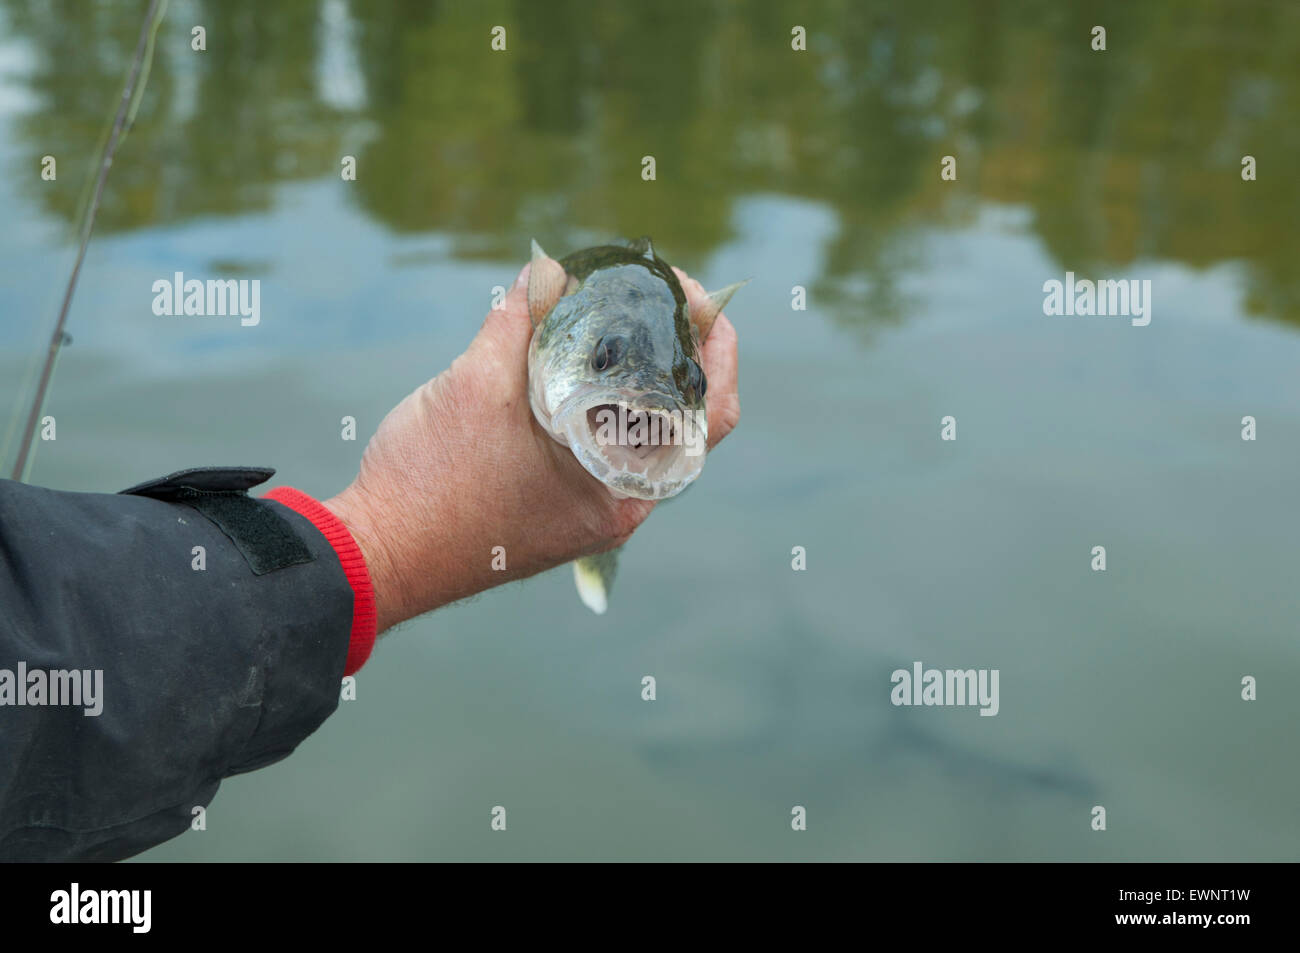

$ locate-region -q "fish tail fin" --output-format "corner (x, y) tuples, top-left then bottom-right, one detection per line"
(573, 548), (621, 614)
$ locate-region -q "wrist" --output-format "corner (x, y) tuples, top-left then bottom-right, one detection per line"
(321, 482), (405, 634)
(263, 485), (378, 674)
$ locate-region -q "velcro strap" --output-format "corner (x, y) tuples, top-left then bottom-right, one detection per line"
(120, 466), (313, 575)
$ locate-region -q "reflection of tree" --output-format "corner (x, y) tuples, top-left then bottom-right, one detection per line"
(3, 0), (1297, 327)
(5, 0), (350, 231)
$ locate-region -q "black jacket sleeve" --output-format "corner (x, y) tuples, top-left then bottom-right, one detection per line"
(0, 467), (353, 861)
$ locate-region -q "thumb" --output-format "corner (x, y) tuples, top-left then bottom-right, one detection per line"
(475, 262), (533, 360)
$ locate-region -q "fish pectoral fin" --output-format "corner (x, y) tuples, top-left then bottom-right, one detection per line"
(528, 239), (570, 327)
(691, 279), (749, 342)
(573, 549), (621, 615)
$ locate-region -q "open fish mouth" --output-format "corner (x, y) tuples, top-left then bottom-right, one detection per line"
(549, 389), (707, 500)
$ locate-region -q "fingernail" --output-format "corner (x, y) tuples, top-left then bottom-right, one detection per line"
(513, 263), (530, 289)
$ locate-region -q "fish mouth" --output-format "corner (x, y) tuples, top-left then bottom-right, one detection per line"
(550, 388), (707, 500)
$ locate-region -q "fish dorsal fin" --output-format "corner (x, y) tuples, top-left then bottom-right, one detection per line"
(627, 235), (655, 261)
(690, 279), (748, 342)
(528, 239), (569, 327)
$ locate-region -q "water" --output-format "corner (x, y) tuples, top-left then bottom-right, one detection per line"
(1, 0), (1297, 860)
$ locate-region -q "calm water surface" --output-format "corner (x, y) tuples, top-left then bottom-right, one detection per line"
(0, 0), (1297, 860)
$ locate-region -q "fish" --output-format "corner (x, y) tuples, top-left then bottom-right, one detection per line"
(525, 236), (743, 613)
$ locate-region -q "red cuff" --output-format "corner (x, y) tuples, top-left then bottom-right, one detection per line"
(263, 487), (377, 676)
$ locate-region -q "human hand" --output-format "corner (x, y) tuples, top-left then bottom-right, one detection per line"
(324, 259), (741, 632)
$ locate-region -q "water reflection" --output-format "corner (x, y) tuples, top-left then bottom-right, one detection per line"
(4, 0), (1296, 330)
(3, 0), (1299, 864)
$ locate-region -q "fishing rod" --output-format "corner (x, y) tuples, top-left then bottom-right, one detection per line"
(9, 0), (168, 482)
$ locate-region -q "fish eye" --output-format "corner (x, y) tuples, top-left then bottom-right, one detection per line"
(690, 360), (707, 398)
(592, 335), (624, 372)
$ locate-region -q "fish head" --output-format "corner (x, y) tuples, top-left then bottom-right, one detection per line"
(528, 262), (708, 501)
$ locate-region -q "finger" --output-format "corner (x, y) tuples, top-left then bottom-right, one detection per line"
(670, 267), (740, 449)
(671, 266), (707, 307)
(700, 311), (737, 390)
(699, 313), (739, 448)
(467, 261), (534, 384)
(476, 261), (533, 351)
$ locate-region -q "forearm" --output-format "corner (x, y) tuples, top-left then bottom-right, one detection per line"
(0, 469), (360, 861)
(324, 473), (584, 633)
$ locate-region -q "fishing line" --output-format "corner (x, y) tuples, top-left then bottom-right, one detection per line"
(8, 0), (169, 482)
